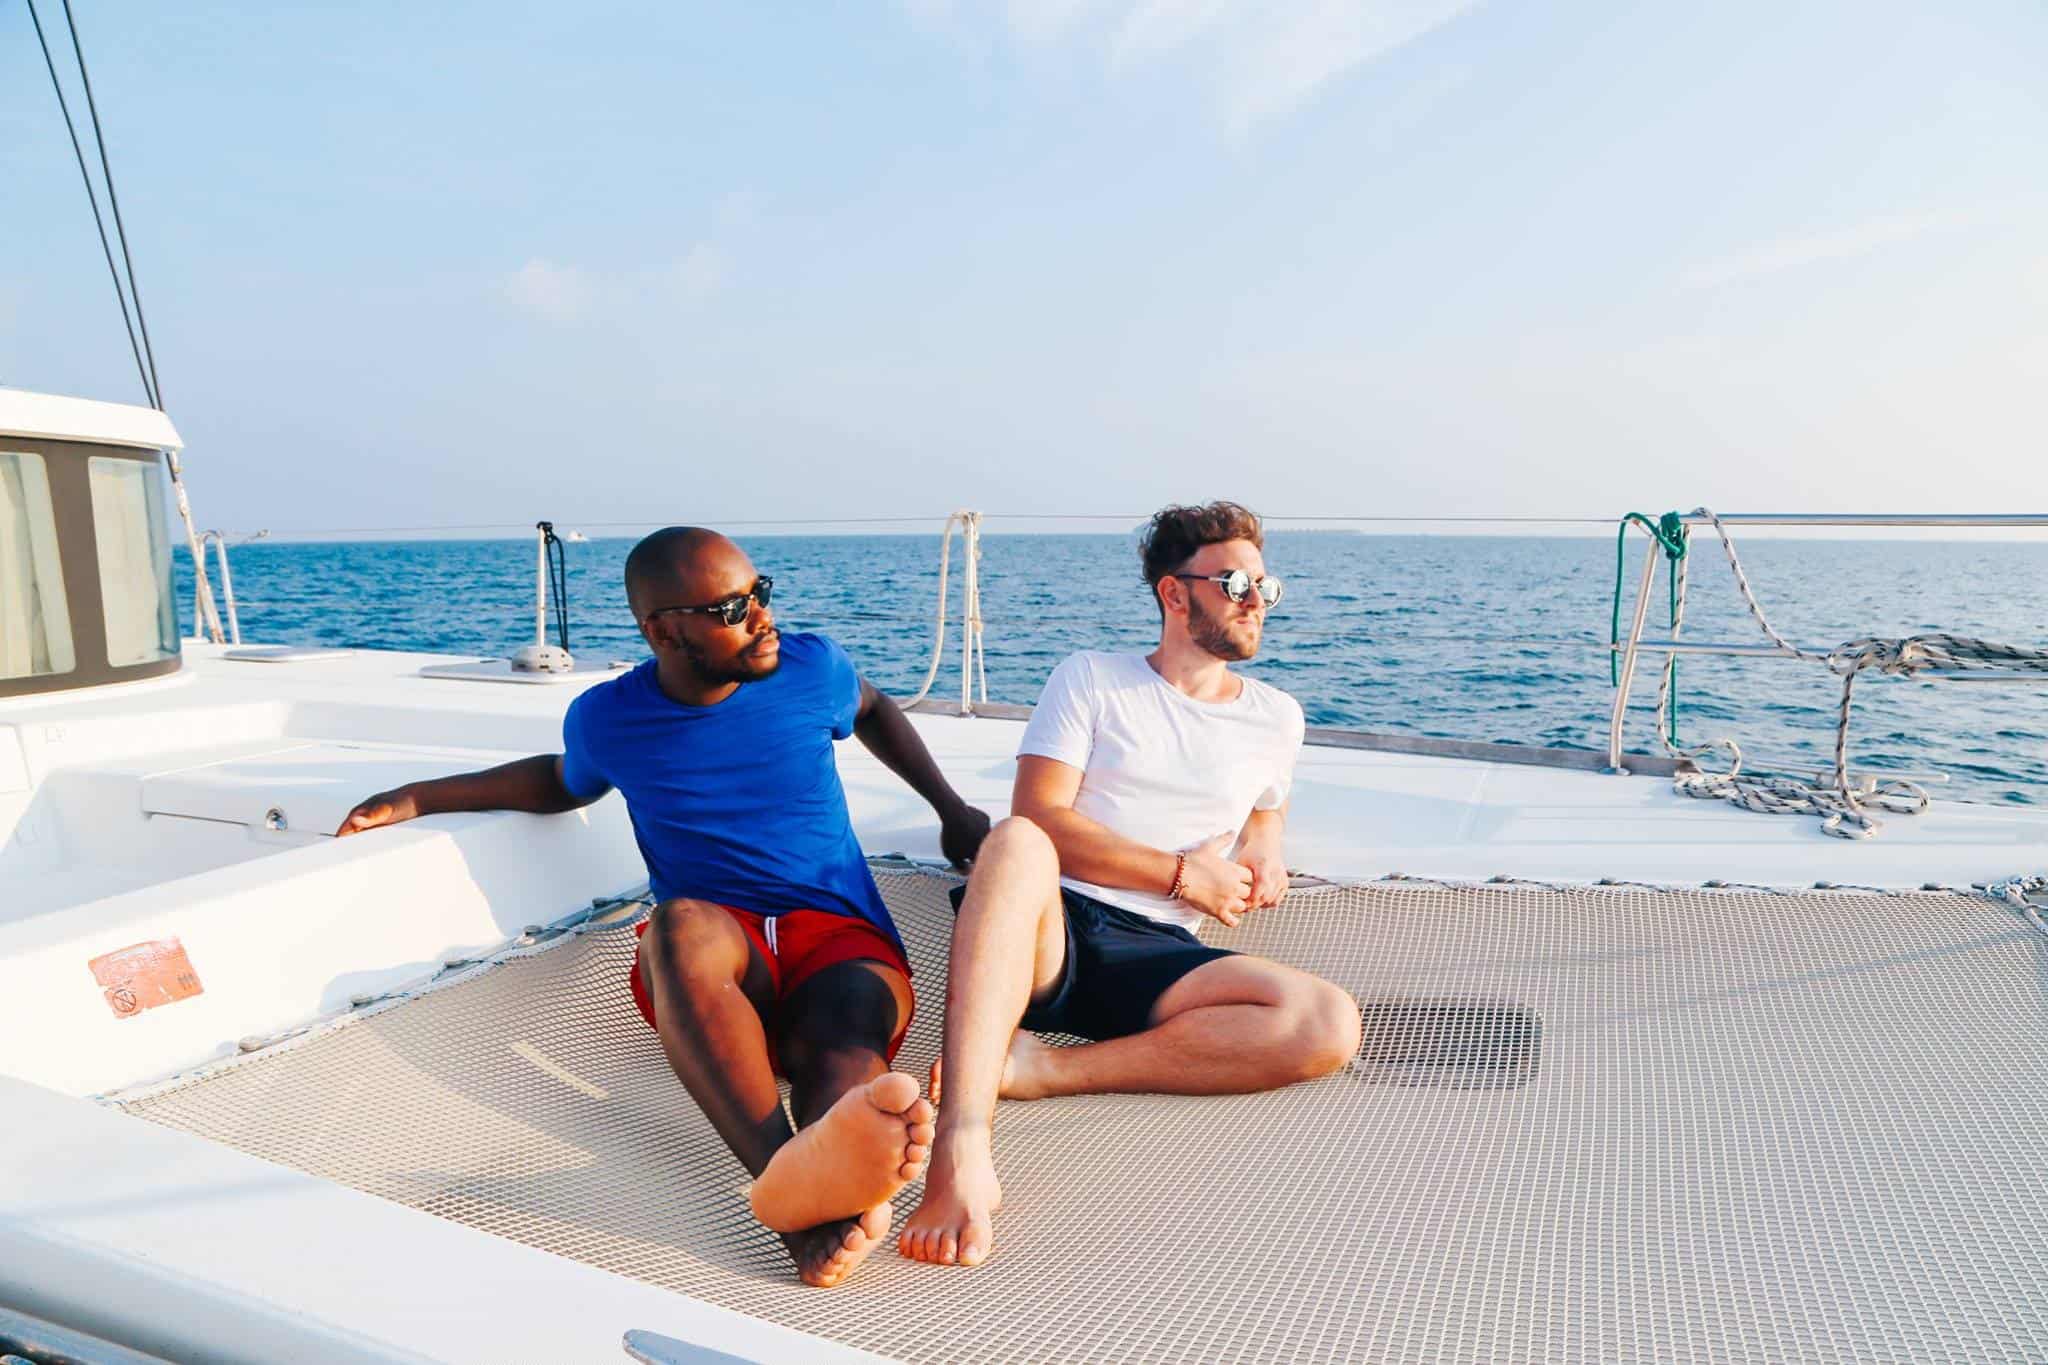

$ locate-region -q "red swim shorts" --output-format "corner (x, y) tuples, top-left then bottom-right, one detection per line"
(628, 904), (913, 1068)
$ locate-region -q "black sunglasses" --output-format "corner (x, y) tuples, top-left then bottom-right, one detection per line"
(1171, 569), (1283, 608)
(644, 577), (773, 628)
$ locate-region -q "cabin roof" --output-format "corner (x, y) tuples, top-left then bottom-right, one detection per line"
(0, 387), (183, 451)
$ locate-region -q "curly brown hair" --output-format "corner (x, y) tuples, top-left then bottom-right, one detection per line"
(1139, 501), (1264, 611)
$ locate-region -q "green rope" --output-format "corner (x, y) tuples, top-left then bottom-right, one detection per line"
(1608, 511), (1689, 742)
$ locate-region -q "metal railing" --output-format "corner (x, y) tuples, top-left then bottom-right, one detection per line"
(1606, 512), (2048, 772)
(196, 529), (242, 644)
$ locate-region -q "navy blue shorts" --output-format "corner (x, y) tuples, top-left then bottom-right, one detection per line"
(950, 883), (1236, 1042)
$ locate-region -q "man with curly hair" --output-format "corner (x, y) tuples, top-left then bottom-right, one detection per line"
(900, 501), (1361, 1269)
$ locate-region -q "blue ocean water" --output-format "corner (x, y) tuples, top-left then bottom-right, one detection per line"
(176, 532), (2047, 807)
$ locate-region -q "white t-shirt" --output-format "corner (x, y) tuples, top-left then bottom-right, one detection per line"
(1017, 650), (1305, 931)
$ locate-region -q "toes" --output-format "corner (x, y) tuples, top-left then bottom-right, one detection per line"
(904, 1142), (930, 1167)
(928, 1059), (943, 1104)
(939, 1232), (960, 1265)
(908, 1120), (936, 1147)
(900, 1223), (934, 1263)
(958, 1219), (991, 1268)
(867, 1071), (921, 1114)
(905, 1098), (936, 1128)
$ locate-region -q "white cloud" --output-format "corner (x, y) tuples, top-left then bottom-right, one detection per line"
(1218, 0), (1476, 136)
(1110, 0), (1232, 65)
(907, 0), (1474, 133)
(896, 0), (955, 29)
(503, 258), (594, 324)
(1676, 209), (1977, 290)
(502, 242), (730, 325)
(667, 243), (729, 299)
(715, 189), (760, 228)
(1007, 0), (1099, 43)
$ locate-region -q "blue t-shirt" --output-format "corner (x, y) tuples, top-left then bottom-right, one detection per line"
(559, 633), (899, 946)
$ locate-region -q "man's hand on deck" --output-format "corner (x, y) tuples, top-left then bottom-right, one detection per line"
(1179, 833), (1254, 927)
(332, 756), (588, 838)
(335, 788), (419, 837)
(940, 803), (994, 869)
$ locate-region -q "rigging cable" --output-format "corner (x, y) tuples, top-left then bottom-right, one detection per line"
(539, 521), (571, 651)
(27, 0), (226, 640)
(58, 0), (163, 406)
(23, 0), (150, 405)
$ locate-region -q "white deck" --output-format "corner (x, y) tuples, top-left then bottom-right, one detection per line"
(3, 639), (2044, 1364)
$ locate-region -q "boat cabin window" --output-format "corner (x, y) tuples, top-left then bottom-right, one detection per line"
(0, 439), (182, 698)
(0, 450), (77, 681)
(88, 454), (179, 666)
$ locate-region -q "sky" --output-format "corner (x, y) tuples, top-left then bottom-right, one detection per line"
(2, 1), (2044, 538)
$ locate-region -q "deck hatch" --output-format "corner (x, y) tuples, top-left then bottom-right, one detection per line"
(1358, 997), (1541, 1089)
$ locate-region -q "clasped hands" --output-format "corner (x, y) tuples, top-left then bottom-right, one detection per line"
(1176, 832), (1289, 928)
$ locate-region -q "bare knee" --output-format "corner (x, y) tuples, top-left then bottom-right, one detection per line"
(644, 897), (745, 979)
(960, 817), (1059, 918)
(1287, 983), (1362, 1081)
(974, 815), (1056, 876)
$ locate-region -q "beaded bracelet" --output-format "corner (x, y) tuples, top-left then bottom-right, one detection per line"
(1168, 851), (1189, 901)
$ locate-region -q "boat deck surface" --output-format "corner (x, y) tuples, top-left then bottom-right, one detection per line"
(12, 641), (2035, 895)
(119, 869), (2048, 1363)
(11, 641), (2048, 1360)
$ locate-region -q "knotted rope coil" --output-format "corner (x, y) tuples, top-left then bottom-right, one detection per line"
(1644, 509), (2048, 839)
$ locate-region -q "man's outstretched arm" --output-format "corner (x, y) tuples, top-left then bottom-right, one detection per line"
(853, 679), (991, 866)
(334, 755), (599, 836)
(1011, 755), (1254, 925)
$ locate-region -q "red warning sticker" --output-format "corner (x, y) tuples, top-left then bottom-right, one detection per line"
(89, 937), (205, 1020)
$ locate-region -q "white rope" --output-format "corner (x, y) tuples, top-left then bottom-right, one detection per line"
(968, 510), (988, 707)
(1655, 508), (2048, 839)
(958, 509), (983, 712)
(902, 511), (984, 711)
(199, 531), (242, 644)
(1985, 874), (2048, 938)
(166, 449), (226, 644)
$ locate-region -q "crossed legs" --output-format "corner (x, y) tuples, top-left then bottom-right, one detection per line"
(637, 897), (933, 1287)
(900, 816), (1362, 1266)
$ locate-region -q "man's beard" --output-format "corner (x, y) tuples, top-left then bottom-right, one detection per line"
(1187, 595), (1257, 661)
(682, 631), (781, 684)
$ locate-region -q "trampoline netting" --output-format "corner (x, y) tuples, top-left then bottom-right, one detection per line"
(117, 873), (2048, 1363)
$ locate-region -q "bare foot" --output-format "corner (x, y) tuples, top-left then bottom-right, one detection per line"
(929, 1031), (1054, 1105)
(786, 1202), (892, 1288)
(750, 1072), (935, 1233)
(995, 1032), (1056, 1101)
(898, 1127), (1002, 1267)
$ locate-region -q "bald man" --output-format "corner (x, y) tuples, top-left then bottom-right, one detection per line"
(337, 527), (992, 1287)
